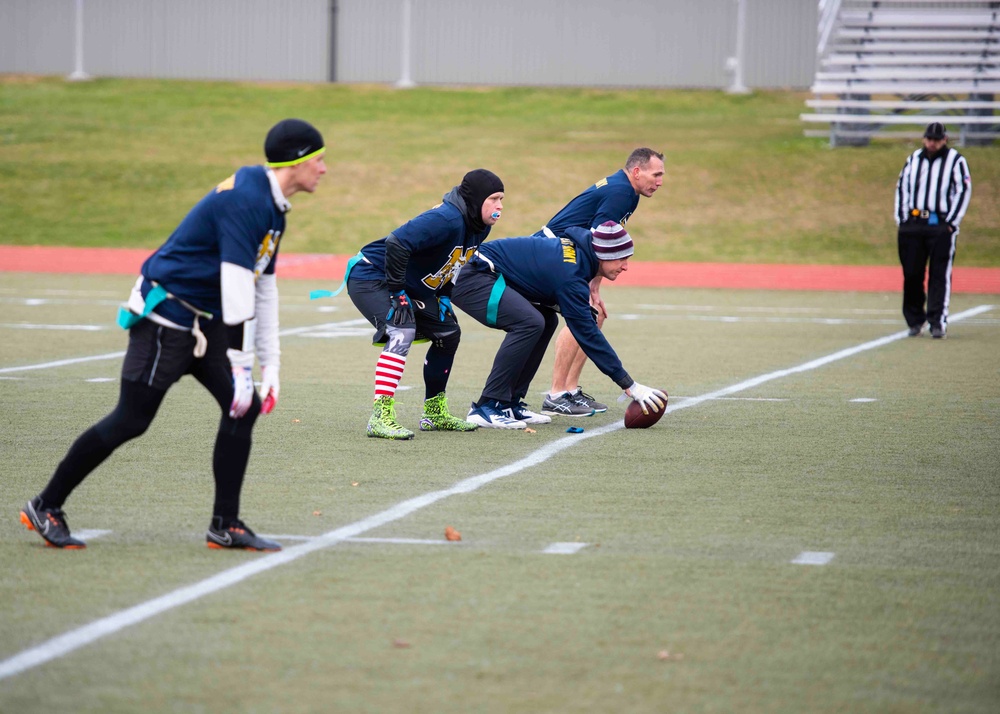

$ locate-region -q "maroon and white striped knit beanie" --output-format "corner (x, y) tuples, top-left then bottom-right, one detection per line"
(591, 221), (634, 261)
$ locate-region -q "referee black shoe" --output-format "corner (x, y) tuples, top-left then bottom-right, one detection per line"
(931, 326), (946, 339)
(206, 517), (282, 551)
(19, 497), (87, 549)
(907, 324), (923, 337)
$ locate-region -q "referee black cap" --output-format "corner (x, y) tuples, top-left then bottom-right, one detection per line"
(265, 119), (325, 167)
(924, 122), (947, 140)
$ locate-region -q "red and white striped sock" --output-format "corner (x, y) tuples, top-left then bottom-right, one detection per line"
(374, 352), (406, 399)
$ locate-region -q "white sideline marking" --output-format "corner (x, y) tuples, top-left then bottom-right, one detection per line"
(85, 378), (116, 383)
(849, 398), (877, 403)
(792, 551), (835, 566)
(0, 304), (993, 682)
(543, 542), (589, 555)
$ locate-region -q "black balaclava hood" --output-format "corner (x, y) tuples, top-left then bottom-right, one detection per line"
(457, 169), (504, 233)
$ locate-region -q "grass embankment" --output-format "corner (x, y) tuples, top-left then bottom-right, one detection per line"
(1, 75), (997, 265)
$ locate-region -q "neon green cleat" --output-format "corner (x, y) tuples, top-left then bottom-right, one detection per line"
(419, 392), (479, 432)
(367, 396), (415, 440)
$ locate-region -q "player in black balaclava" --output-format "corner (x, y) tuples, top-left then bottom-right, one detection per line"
(339, 168), (505, 440)
(457, 169), (505, 234)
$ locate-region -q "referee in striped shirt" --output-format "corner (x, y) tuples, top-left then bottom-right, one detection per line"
(894, 122), (972, 339)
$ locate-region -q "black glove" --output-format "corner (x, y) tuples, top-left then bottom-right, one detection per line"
(386, 290), (414, 326)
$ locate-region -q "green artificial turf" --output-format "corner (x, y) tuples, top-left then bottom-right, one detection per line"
(1, 273), (998, 712)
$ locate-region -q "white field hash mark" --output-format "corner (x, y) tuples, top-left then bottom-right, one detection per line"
(0, 304), (993, 682)
(543, 542), (589, 555)
(792, 552), (835, 566)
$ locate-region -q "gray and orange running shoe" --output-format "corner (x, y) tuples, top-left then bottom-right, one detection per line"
(20, 497), (87, 549)
(206, 517), (281, 551)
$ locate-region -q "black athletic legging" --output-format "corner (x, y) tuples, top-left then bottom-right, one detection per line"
(40, 320), (260, 523)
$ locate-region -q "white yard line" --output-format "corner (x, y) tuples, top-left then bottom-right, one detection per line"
(0, 320), (371, 375)
(0, 352), (127, 375)
(0, 323), (108, 331)
(0, 304), (993, 681)
(346, 537), (451, 545)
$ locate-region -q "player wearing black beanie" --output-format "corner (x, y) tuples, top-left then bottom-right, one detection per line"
(20, 118), (328, 552)
(264, 118), (325, 167)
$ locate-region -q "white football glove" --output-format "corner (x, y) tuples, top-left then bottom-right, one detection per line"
(626, 381), (667, 415)
(230, 366), (255, 419)
(259, 364), (280, 415)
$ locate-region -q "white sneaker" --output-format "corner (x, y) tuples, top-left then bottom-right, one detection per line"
(467, 401), (527, 429)
(501, 401), (552, 424)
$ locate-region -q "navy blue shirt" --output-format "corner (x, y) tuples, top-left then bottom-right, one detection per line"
(352, 188), (491, 303)
(141, 166), (283, 327)
(538, 169), (639, 236)
(475, 227), (631, 388)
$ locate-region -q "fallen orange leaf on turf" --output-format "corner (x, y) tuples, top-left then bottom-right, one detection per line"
(393, 638), (411, 648)
(657, 650), (684, 661)
(444, 526), (462, 541)
(524, 427), (536, 433)
(312, 510), (322, 517)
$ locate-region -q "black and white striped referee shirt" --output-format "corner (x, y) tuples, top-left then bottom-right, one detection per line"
(894, 147), (972, 229)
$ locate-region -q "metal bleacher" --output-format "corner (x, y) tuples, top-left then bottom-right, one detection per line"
(804, 0), (999, 146)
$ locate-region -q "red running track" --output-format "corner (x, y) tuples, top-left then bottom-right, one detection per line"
(2, 245), (999, 294)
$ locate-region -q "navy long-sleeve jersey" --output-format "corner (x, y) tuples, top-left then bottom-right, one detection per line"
(475, 227), (632, 388)
(141, 165), (284, 327)
(539, 169), (639, 235)
(352, 188), (491, 302)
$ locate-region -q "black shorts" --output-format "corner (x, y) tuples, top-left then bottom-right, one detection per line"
(347, 276), (459, 342)
(122, 317), (231, 392)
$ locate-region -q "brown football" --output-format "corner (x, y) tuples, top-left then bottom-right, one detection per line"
(624, 392), (668, 429)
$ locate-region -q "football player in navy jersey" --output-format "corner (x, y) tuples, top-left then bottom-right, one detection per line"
(344, 169), (504, 440)
(451, 222), (666, 430)
(19, 119), (326, 551)
(537, 149), (664, 418)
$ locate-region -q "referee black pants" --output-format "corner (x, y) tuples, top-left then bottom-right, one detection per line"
(452, 267), (559, 406)
(897, 223), (956, 331)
